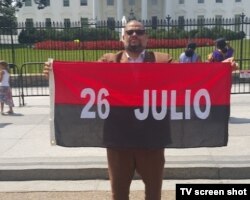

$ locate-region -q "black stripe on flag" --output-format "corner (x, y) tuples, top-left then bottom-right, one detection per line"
(54, 105), (229, 148)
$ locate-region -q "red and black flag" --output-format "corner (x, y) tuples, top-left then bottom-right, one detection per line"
(50, 61), (231, 148)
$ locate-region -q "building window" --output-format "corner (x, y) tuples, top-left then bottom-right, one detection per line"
(81, 17), (88, 27)
(152, 16), (158, 29)
(25, 0), (32, 6)
(64, 18), (71, 28)
(198, 0), (204, 3)
(216, 0), (223, 3)
(63, 0), (70, 7)
(178, 16), (185, 29)
(80, 0), (87, 6)
(25, 18), (34, 28)
(107, 17), (115, 30)
(45, 18), (52, 28)
(179, 0), (184, 4)
(151, 0), (158, 6)
(107, 0), (114, 6)
(197, 15), (205, 26)
(129, 0), (135, 6)
(215, 15), (222, 26)
(234, 14), (241, 31)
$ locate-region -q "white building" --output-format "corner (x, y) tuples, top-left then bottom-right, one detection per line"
(17, 0), (249, 25)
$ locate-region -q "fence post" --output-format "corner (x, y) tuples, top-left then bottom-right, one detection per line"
(166, 15), (171, 54)
(10, 22), (16, 64)
(239, 13), (245, 70)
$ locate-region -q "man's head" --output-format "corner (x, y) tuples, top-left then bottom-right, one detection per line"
(215, 38), (228, 54)
(216, 38), (227, 50)
(122, 20), (148, 53)
(185, 42), (196, 57)
(187, 42), (196, 50)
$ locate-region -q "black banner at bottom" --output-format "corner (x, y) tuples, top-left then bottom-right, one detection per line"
(176, 184), (249, 200)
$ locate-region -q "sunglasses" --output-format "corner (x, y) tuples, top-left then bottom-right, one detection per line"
(125, 29), (146, 36)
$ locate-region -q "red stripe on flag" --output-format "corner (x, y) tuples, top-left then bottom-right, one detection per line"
(53, 61), (231, 106)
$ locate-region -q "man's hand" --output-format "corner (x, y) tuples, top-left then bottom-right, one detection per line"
(43, 62), (51, 79)
(222, 57), (239, 71)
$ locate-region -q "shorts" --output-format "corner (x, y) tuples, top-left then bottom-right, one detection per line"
(0, 86), (14, 107)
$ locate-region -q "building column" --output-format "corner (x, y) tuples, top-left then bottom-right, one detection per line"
(164, 0), (172, 17)
(92, 0), (97, 20)
(141, 0), (148, 20)
(117, 0), (123, 21)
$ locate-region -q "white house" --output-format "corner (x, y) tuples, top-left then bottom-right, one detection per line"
(16, 0), (249, 25)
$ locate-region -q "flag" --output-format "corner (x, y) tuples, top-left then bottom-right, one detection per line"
(50, 61), (231, 148)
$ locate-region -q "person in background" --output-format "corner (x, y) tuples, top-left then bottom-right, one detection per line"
(208, 38), (234, 62)
(0, 60), (14, 115)
(179, 42), (201, 63)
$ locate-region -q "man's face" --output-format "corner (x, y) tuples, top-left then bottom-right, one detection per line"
(123, 21), (148, 53)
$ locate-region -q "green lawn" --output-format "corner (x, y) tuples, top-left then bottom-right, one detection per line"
(1, 39), (250, 71)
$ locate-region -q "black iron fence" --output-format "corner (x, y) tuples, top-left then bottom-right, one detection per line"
(9, 62), (49, 106)
(1, 15), (250, 104)
(1, 15), (250, 64)
(9, 62), (249, 107)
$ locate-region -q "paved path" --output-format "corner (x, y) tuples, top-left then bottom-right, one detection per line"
(0, 190), (175, 200)
(1, 95), (250, 180)
(0, 94), (250, 199)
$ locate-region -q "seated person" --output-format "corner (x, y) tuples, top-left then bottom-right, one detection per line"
(208, 38), (234, 62)
(179, 42), (201, 63)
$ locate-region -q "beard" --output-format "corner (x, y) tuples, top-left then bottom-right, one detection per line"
(125, 44), (144, 53)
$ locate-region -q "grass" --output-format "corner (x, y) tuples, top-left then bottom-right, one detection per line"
(1, 39), (250, 72)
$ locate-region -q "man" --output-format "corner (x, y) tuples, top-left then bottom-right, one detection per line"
(179, 42), (201, 63)
(98, 20), (172, 200)
(44, 20), (171, 200)
(44, 20), (236, 200)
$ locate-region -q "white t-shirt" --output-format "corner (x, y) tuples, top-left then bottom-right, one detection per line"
(0, 69), (10, 86)
(179, 52), (199, 63)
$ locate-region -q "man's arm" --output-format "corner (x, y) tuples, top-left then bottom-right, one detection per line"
(98, 53), (118, 62)
(222, 57), (239, 71)
(154, 52), (173, 63)
(43, 62), (51, 79)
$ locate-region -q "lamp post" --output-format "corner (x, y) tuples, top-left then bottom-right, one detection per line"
(166, 15), (171, 54)
(239, 12), (245, 70)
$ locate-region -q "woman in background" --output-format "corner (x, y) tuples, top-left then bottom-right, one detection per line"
(0, 60), (14, 115)
(208, 38), (234, 62)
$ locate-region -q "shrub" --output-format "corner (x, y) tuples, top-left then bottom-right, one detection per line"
(18, 27), (119, 44)
(34, 38), (214, 50)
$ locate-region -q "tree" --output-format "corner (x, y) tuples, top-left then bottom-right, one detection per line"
(0, 1), (19, 31)
(33, 0), (49, 9)
(0, 1), (48, 12)
(0, 1), (48, 29)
